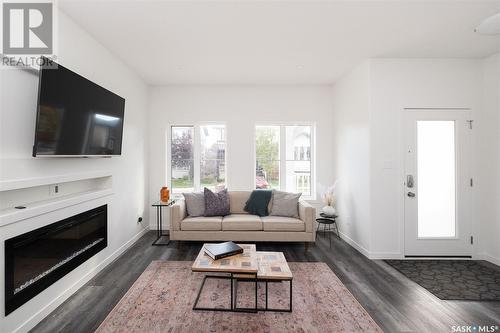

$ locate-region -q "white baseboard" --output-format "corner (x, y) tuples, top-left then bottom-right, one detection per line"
(338, 232), (403, 260)
(476, 252), (500, 266)
(368, 252), (404, 260)
(14, 226), (149, 333)
(338, 231), (370, 258)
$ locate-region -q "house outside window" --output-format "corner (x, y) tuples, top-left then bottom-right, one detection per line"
(255, 124), (314, 199)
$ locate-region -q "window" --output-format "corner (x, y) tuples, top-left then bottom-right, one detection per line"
(200, 125), (226, 190)
(255, 124), (314, 198)
(296, 174), (310, 194)
(171, 126), (194, 192)
(255, 126), (280, 190)
(170, 124), (226, 193)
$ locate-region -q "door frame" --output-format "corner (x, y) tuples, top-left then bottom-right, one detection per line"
(399, 107), (474, 258)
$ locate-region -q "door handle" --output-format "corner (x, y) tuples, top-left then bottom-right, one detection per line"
(407, 191), (415, 198)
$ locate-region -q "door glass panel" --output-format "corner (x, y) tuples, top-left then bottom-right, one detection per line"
(417, 121), (456, 238)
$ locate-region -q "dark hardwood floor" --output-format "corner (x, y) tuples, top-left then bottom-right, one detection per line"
(32, 231), (500, 333)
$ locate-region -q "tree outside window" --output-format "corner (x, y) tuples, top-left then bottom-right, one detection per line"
(200, 125), (226, 191)
(171, 126), (194, 193)
(255, 126), (280, 189)
(171, 124), (226, 193)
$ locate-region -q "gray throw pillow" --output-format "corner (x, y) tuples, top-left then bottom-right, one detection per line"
(204, 188), (230, 216)
(269, 190), (301, 218)
(183, 192), (205, 217)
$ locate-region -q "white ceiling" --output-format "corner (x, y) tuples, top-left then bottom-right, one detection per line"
(59, 0), (500, 85)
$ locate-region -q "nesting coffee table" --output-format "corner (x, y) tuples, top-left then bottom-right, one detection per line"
(192, 244), (293, 312)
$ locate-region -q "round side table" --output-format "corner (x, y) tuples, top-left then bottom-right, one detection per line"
(316, 213), (339, 247)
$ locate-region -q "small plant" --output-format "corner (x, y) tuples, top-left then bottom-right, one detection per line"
(321, 181), (338, 216)
(321, 181), (338, 207)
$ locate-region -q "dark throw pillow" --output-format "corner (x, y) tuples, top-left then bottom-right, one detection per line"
(204, 188), (230, 216)
(244, 190), (272, 217)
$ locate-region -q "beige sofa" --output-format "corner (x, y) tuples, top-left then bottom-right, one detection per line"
(170, 191), (316, 245)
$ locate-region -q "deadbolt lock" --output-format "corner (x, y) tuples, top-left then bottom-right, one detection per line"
(406, 175), (414, 188)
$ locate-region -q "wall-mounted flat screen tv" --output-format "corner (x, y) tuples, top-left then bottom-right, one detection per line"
(33, 58), (125, 157)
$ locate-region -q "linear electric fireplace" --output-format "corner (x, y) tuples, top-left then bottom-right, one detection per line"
(5, 205), (107, 315)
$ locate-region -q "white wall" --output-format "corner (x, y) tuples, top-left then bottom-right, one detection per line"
(331, 59), (484, 259)
(477, 53), (500, 265)
(148, 85), (335, 228)
(0, 10), (149, 332)
(369, 59), (482, 258)
(330, 62), (372, 255)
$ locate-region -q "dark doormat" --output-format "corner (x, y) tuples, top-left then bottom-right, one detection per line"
(385, 260), (500, 301)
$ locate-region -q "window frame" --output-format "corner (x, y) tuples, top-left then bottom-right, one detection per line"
(254, 122), (316, 200)
(167, 122), (228, 194)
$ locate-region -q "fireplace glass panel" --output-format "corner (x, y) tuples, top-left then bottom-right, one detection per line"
(5, 205), (107, 315)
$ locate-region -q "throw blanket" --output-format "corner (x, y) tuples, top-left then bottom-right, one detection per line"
(244, 189), (273, 217)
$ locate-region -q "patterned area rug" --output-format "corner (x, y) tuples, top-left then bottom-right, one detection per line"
(385, 260), (500, 301)
(96, 261), (382, 332)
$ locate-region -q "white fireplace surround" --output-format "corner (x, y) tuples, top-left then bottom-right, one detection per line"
(0, 172), (148, 332)
(0, 171), (112, 226)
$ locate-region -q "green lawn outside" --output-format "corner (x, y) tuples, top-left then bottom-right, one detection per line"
(173, 178), (277, 189)
(172, 178), (225, 189)
(172, 178), (193, 188)
(269, 180), (279, 188)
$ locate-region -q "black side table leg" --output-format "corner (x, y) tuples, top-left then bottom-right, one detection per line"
(157, 206), (160, 238)
(152, 205), (170, 246)
(329, 223), (332, 247)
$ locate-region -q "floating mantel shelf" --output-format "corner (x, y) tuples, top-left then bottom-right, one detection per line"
(0, 171), (112, 192)
(0, 188), (114, 227)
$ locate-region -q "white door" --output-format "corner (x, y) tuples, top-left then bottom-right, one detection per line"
(403, 109), (473, 257)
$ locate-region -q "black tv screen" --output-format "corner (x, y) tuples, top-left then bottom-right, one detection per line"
(33, 59), (125, 157)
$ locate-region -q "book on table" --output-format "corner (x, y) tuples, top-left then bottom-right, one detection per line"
(204, 241), (243, 260)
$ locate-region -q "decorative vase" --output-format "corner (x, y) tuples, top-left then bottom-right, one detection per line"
(160, 187), (170, 202)
(322, 205), (336, 217)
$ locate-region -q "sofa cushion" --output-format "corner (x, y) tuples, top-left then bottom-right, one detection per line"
(222, 214), (263, 231)
(262, 216), (305, 232)
(181, 216), (222, 231)
(228, 191), (252, 214)
(269, 190), (301, 218)
(204, 188), (230, 216)
(183, 192), (205, 217)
